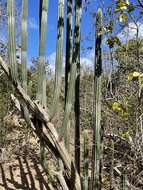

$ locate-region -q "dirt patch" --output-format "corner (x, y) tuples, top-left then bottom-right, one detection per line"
(0, 151), (50, 190)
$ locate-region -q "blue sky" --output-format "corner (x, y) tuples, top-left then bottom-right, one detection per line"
(0, 0), (99, 70)
(27, 0), (58, 58)
(25, 0), (106, 70)
(23, 0), (98, 69)
(0, 0), (142, 71)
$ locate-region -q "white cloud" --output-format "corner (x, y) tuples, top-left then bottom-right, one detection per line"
(47, 52), (67, 74)
(28, 18), (38, 30)
(47, 50), (94, 77)
(118, 22), (143, 42)
(80, 50), (94, 74)
(47, 52), (56, 73)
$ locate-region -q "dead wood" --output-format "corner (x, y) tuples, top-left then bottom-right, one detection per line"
(0, 57), (81, 190)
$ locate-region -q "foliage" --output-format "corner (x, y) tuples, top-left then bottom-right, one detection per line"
(1, 0), (143, 189)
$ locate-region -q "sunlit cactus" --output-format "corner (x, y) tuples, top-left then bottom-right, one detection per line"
(7, 0), (17, 82)
(37, 0), (48, 107)
(50, 0), (64, 119)
(21, 0), (28, 91)
(92, 8), (103, 190)
(37, 0), (49, 165)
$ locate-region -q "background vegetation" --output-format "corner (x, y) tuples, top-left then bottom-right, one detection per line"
(0, 0), (143, 189)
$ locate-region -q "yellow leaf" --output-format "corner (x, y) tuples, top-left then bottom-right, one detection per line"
(122, 131), (129, 139)
(119, 13), (128, 23)
(139, 73), (143, 82)
(112, 102), (121, 111)
(133, 71), (140, 77)
(125, 0), (130, 5)
(139, 73), (143, 78)
(128, 73), (133, 80)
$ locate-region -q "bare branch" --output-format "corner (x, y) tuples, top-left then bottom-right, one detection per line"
(137, 0), (143, 9)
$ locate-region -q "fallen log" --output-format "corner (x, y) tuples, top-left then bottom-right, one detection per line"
(0, 56), (81, 190)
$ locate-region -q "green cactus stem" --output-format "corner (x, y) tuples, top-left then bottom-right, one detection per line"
(7, 0), (17, 82)
(92, 8), (103, 190)
(21, 0), (28, 91)
(50, 0), (64, 119)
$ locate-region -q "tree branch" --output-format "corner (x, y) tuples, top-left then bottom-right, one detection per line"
(137, 0), (143, 9)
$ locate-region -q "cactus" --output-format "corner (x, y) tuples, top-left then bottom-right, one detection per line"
(62, 0), (82, 173)
(37, 0), (49, 165)
(65, 0), (73, 102)
(74, 0), (82, 174)
(83, 130), (89, 190)
(50, 0), (64, 119)
(58, 0), (73, 151)
(110, 140), (114, 190)
(92, 8), (102, 190)
(21, 0), (28, 91)
(37, 0), (48, 107)
(122, 168), (127, 190)
(7, 0), (17, 82)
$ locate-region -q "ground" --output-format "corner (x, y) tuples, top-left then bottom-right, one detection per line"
(0, 149), (49, 190)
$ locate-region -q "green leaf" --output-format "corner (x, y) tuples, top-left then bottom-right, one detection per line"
(106, 36), (115, 48)
(127, 4), (135, 12)
(119, 13), (128, 23)
(112, 102), (121, 111)
(122, 131), (129, 139)
(106, 21), (114, 33)
(114, 37), (121, 46)
(115, 0), (128, 12)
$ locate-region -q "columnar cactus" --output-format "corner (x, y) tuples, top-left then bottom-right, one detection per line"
(37, 0), (48, 164)
(7, 0), (17, 82)
(83, 130), (89, 190)
(110, 140), (114, 190)
(74, 0), (82, 175)
(62, 0), (82, 173)
(65, 0), (73, 102)
(50, 0), (64, 118)
(21, 0), (28, 91)
(122, 169), (127, 190)
(92, 8), (103, 190)
(37, 0), (48, 107)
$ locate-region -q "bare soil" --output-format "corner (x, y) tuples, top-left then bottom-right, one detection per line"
(0, 150), (49, 190)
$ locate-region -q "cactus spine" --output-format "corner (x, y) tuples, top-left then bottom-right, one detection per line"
(83, 130), (89, 190)
(21, 0), (28, 91)
(92, 8), (102, 190)
(50, 0), (64, 118)
(7, 0), (17, 82)
(37, 0), (48, 107)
